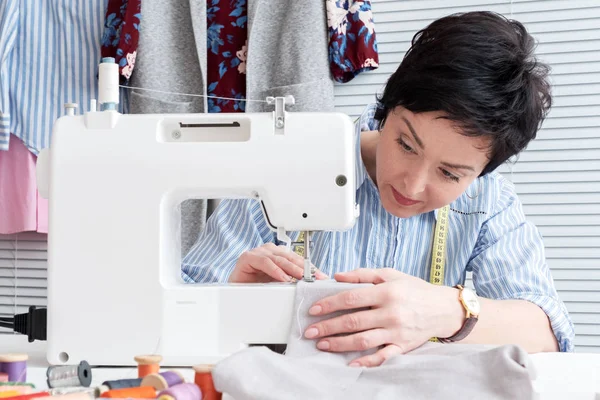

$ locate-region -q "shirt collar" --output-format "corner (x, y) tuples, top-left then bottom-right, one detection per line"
(355, 103), (380, 191)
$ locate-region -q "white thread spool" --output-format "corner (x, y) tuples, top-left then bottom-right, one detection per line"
(98, 58), (119, 110)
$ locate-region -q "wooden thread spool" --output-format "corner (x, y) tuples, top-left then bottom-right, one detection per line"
(101, 378), (142, 390)
(100, 386), (156, 399)
(0, 385), (32, 395)
(158, 383), (201, 400)
(0, 354), (28, 382)
(133, 355), (162, 378)
(193, 365), (221, 400)
(0, 390), (21, 398)
(0, 392), (50, 400)
(140, 371), (185, 391)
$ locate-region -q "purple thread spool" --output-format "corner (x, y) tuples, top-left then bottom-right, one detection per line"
(140, 371), (185, 391)
(158, 383), (201, 400)
(0, 354), (28, 382)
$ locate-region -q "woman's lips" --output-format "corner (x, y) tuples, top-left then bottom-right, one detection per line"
(392, 187), (422, 206)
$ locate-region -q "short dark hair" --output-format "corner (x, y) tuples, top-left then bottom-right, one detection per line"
(374, 11), (552, 176)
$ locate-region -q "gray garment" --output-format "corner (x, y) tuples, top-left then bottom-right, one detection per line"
(286, 280), (377, 361)
(213, 280), (538, 400)
(213, 343), (537, 400)
(245, 0), (334, 112)
(129, 0), (208, 256)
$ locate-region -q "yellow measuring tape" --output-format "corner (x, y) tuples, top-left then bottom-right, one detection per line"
(429, 204), (449, 286)
(429, 204), (450, 342)
(293, 232), (305, 257)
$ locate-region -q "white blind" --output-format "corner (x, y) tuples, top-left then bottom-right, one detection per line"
(333, 0), (600, 353)
(0, 233), (48, 334)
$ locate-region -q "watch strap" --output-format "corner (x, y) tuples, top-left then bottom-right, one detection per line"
(439, 315), (478, 343)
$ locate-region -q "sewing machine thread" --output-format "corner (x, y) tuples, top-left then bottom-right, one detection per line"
(46, 361), (92, 388)
(158, 383), (201, 400)
(140, 371), (185, 391)
(192, 365), (221, 400)
(100, 386), (156, 398)
(101, 378), (143, 390)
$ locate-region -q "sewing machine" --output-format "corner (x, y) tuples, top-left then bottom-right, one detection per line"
(36, 58), (359, 366)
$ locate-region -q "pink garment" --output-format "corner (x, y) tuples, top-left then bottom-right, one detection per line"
(0, 134), (48, 234)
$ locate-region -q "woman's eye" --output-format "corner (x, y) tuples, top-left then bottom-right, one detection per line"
(396, 138), (414, 153)
(441, 169), (460, 182)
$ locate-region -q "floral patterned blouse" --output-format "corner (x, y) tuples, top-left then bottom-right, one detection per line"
(101, 0), (141, 83)
(207, 0), (248, 113)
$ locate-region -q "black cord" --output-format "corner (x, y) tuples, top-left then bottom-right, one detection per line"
(0, 321), (14, 329)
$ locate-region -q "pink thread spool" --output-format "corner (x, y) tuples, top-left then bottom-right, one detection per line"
(0, 373), (8, 382)
(0, 354), (28, 382)
(158, 383), (201, 400)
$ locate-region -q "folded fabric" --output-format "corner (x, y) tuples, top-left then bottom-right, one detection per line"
(213, 342), (537, 400)
(285, 279), (377, 362)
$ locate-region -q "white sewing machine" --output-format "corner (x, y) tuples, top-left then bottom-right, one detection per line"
(36, 58), (359, 366)
(35, 59), (600, 398)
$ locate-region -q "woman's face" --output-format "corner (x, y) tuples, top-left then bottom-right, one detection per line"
(376, 106), (491, 218)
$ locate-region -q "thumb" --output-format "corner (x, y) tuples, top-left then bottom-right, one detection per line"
(334, 268), (397, 284)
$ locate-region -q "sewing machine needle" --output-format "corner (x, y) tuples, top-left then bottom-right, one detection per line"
(303, 230), (314, 282)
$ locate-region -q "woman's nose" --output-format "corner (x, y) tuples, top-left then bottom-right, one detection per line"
(403, 166), (427, 197)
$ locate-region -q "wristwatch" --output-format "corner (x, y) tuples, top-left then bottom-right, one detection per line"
(439, 285), (480, 343)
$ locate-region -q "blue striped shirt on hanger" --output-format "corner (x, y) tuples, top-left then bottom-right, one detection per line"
(181, 103), (575, 353)
(0, 0), (129, 154)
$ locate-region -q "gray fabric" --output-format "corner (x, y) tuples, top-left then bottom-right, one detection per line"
(213, 343), (537, 400)
(213, 280), (538, 400)
(129, 0), (208, 256)
(286, 280), (377, 361)
(245, 0), (334, 112)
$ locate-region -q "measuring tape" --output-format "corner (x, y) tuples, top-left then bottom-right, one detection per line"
(429, 204), (449, 342)
(293, 232), (305, 257)
(429, 204), (449, 286)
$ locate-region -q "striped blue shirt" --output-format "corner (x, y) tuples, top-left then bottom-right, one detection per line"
(182, 103), (575, 353)
(0, 0), (128, 154)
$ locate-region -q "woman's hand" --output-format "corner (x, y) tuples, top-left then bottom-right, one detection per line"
(228, 243), (328, 283)
(303, 268), (463, 367)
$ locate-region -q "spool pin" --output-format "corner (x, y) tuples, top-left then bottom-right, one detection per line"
(134, 355), (162, 378)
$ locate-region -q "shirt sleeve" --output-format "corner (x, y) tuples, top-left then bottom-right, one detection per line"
(0, 0), (19, 149)
(181, 199), (276, 283)
(468, 178), (575, 352)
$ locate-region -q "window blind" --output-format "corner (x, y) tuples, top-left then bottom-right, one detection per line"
(333, 0), (600, 353)
(0, 233), (48, 334)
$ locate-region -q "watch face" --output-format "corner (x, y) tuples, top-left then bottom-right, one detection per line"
(462, 288), (480, 314)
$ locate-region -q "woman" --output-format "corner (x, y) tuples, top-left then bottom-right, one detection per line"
(182, 11), (574, 366)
